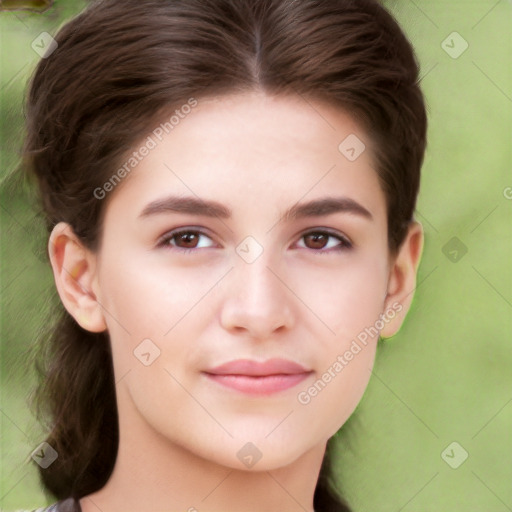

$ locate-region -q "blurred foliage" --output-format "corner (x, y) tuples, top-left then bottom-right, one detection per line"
(0, 1), (54, 13)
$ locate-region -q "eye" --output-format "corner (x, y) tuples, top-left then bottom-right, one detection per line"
(157, 228), (216, 253)
(157, 227), (352, 254)
(296, 230), (352, 253)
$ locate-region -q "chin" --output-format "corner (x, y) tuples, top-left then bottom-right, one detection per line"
(193, 435), (313, 472)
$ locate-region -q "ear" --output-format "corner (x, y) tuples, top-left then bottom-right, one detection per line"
(48, 222), (107, 333)
(380, 221), (424, 338)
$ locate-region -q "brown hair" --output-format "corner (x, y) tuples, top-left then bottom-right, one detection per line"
(23, 0), (427, 510)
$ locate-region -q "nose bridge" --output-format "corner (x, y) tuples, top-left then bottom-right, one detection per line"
(220, 242), (294, 336)
(237, 252), (280, 303)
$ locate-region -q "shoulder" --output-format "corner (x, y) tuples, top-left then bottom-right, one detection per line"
(14, 498), (80, 512)
(13, 507), (55, 512)
(13, 507), (56, 512)
(14, 505), (57, 512)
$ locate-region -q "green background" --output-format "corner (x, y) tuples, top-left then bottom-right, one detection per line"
(1, 1), (511, 510)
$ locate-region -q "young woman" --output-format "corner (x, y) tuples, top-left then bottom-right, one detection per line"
(22, 0), (427, 510)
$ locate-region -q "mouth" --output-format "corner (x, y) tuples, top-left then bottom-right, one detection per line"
(202, 358), (314, 396)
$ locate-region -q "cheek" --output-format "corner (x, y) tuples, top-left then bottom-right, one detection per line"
(98, 249), (212, 330)
(96, 250), (222, 374)
(290, 252), (386, 433)
(297, 344), (376, 440)
(289, 249), (388, 343)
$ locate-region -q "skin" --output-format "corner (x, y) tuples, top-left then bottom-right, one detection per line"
(49, 91), (423, 512)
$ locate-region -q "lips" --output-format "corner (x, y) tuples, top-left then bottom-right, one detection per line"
(203, 358), (313, 395)
(205, 358), (311, 376)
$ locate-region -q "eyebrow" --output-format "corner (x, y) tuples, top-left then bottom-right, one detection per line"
(138, 195), (373, 221)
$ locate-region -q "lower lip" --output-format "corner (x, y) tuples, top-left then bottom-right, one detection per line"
(204, 372), (312, 395)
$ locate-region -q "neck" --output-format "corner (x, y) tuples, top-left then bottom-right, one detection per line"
(79, 388), (325, 512)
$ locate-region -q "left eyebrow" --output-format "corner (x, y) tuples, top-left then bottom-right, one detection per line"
(282, 196), (373, 221)
(138, 195), (373, 221)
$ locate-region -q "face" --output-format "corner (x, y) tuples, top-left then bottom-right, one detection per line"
(90, 91), (393, 470)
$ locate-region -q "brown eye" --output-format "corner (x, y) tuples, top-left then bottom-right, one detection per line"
(298, 230), (352, 253)
(158, 229), (215, 253)
(174, 232), (200, 248)
(304, 233), (329, 249)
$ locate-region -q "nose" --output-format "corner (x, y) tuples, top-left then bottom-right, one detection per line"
(220, 255), (295, 339)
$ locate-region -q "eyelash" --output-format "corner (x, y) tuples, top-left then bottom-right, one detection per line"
(157, 228), (353, 254)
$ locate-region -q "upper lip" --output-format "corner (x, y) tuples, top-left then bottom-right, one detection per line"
(205, 358), (311, 376)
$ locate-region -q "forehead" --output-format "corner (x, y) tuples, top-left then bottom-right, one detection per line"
(102, 91), (386, 224)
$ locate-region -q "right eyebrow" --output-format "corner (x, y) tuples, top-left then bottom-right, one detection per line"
(139, 195), (231, 219)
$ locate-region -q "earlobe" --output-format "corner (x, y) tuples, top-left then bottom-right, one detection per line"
(380, 221), (424, 338)
(48, 222), (107, 333)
